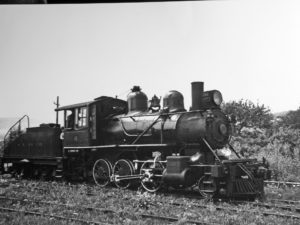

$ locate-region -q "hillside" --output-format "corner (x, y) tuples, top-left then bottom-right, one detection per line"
(273, 111), (289, 118)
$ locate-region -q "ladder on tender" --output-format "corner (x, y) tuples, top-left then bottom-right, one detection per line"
(3, 115), (30, 149)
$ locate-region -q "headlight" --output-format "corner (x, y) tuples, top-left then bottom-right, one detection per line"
(202, 90), (223, 109)
(219, 123), (228, 135)
(213, 90), (223, 105)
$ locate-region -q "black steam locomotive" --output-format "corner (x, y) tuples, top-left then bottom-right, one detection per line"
(0, 82), (270, 199)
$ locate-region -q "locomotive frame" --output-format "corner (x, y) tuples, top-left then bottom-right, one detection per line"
(0, 81), (270, 199)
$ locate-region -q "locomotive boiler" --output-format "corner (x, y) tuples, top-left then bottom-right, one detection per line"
(103, 83), (230, 149)
(0, 81), (270, 199)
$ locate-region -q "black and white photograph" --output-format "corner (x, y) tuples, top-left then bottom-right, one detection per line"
(0, 0), (300, 224)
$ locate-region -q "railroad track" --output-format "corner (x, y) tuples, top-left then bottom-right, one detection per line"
(1, 194), (300, 222)
(2, 178), (300, 223)
(140, 213), (217, 225)
(230, 200), (300, 213)
(265, 180), (300, 188)
(0, 206), (108, 225)
(153, 187), (300, 214)
(170, 201), (300, 220)
(0, 195), (112, 225)
(0, 195), (217, 225)
(148, 192), (300, 220)
(269, 198), (300, 205)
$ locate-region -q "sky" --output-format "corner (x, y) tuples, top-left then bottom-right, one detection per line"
(1, 0), (300, 126)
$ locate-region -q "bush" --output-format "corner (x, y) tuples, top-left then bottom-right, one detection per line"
(230, 127), (300, 181)
(222, 99), (273, 135)
(224, 100), (300, 181)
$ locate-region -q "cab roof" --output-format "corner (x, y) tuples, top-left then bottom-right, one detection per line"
(55, 96), (126, 111)
(55, 101), (93, 111)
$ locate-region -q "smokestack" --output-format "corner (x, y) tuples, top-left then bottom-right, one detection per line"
(191, 81), (204, 110)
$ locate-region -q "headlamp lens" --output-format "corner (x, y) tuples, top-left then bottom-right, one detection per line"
(213, 91), (223, 105)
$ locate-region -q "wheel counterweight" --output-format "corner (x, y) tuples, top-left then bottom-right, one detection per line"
(113, 159), (134, 189)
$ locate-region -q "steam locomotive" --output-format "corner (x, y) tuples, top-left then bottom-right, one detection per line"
(0, 82), (270, 199)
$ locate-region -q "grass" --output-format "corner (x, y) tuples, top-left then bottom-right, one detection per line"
(0, 176), (300, 225)
(265, 185), (300, 201)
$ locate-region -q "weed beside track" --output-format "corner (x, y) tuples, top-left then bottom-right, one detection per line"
(0, 176), (300, 225)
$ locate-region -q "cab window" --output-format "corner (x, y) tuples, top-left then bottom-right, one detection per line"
(65, 109), (75, 129)
(76, 107), (87, 128)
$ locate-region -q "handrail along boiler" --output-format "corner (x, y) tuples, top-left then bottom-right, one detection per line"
(0, 81), (270, 199)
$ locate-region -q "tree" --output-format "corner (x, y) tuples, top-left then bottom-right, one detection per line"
(279, 107), (300, 128)
(222, 99), (273, 135)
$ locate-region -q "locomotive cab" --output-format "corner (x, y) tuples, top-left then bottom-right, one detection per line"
(58, 102), (92, 147)
(56, 96), (127, 147)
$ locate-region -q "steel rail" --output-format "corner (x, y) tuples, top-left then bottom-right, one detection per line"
(264, 180), (300, 187)
(230, 200), (300, 213)
(269, 199), (300, 205)
(0, 195), (217, 224)
(2, 177), (300, 221)
(0, 196), (116, 214)
(139, 192), (300, 221)
(148, 196), (300, 220)
(187, 203), (300, 220)
(2, 193), (300, 223)
(261, 211), (300, 220)
(0, 206), (109, 225)
(140, 213), (217, 225)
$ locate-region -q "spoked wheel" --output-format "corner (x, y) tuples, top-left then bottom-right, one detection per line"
(140, 160), (164, 193)
(93, 159), (112, 187)
(198, 175), (217, 200)
(113, 159), (134, 189)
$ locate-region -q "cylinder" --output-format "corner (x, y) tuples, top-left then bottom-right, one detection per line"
(191, 81), (204, 110)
